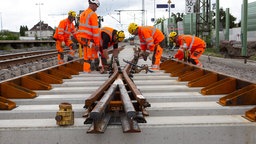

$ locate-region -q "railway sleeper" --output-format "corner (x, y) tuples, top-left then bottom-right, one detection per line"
(0, 61), (82, 110)
(160, 58), (256, 122)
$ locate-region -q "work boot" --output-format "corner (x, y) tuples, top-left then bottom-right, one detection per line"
(67, 56), (74, 61)
(90, 61), (95, 71)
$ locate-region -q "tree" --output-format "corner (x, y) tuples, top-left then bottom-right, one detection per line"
(19, 25), (28, 36)
(171, 12), (184, 23)
(154, 17), (165, 25)
(212, 8), (237, 29)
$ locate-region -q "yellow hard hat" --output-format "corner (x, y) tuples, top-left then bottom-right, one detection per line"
(68, 10), (76, 18)
(128, 23), (138, 35)
(116, 30), (125, 42)
(169, 31), (177, 42)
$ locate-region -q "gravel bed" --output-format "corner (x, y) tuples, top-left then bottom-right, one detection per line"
(1, 47), (256, 84)
(163, 49), (256, 83)
(201, 55), (256, 83)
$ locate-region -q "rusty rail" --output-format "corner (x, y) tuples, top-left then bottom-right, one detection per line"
(84, 57), (150, 133)
(0, 49), (69, 69)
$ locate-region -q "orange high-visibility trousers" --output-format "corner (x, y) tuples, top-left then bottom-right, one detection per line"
(56, 39), (74, 64)
(151, 45), (163, 69)
(56, 40), (64, 64)
(174, 48), (184, 60)
(83, 44), (99, 72)
(152, 45), (163, 65)
(190, 47), (205, 67)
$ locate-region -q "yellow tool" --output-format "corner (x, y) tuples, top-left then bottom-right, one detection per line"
(55, 102), (74, 126)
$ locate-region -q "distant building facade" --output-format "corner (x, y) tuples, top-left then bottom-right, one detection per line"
(25, 21), (55, 40)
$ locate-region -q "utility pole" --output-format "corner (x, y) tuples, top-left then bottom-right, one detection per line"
(36, 3), (43, 40)
(154, 0), (156, 22)
(167, 0), (172, 19)
(194, 0), (211, 37)
(0, 12), (2, 31)
(142, 0), (145, 26)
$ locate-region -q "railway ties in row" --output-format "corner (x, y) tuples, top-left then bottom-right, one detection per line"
(1, 45), (256, 143)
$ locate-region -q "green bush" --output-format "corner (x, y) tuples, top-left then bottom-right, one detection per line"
(0, 30), (19, 40)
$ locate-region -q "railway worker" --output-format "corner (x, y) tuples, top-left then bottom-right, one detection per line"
(53, 10), (77, 64)
(169, 32), (206, 67)
(128, 23), (165, 71)
(76, 0), (100, 73)
(99, 26), (125, 73)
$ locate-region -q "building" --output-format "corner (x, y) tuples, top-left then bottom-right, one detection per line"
(25, 21), (54, 40)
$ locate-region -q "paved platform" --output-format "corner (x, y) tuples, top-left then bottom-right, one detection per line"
(0, 45), (256, 144)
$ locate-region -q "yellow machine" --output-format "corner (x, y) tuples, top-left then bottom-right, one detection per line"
(55, 103), (74, 126)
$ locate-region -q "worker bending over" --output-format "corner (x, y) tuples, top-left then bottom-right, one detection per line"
(53, 10), (77, 64)
(128, 23), (165, 71)
(76, 0), (100, 73)
(99, 26), (125, 73)
(169, 32), (206, 67)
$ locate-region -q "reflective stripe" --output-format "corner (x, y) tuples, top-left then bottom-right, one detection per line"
(101, 27), (112, 37)
(140, 26), (156, 50)
(77, 29), (100, 37)
(147, 41), (154, 46)
(79, 23), (98, 29)
(152, 64), (159, 68)
(78, 11), (99, 38)
(57, 32), (64, 35)
(188, 36), (195, 50)
(140, 42), (146, 45)
(100, 27), (113, 46)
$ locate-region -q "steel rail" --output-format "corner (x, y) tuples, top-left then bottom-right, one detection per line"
(0, 49), (70, 69)
(0, 50), (57, 60)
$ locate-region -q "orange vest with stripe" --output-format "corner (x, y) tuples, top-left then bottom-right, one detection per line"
(53, 18), (75, 41)
(100, 27), (115, 48)
(175, 35), (206, 54)
(138, 26), (164, 51)
(76, 8), (100, 46)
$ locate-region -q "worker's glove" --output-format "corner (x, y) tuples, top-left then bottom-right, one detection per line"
(107, 58), (111, 65)
(182, 43), (188, 49)
(71, 43), (78, 50)
(148, 52), (153, 60)
(139, 50), (146, 56)
(61, 41), (65, 47)
(139, 51), (148, 61)
(88, 42), (94, 48)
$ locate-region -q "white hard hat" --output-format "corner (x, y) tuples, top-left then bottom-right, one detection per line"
(89, 0), (100, 7)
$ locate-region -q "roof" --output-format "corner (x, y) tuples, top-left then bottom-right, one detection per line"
(29, 21), (54, 31)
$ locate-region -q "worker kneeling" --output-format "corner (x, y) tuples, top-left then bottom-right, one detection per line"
(169, 32), (206, 67)
(128, 23), (165, 71)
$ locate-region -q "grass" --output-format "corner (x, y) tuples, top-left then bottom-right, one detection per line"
(204, 47), (223, 57)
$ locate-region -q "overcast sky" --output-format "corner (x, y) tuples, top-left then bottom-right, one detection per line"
(0, 0), (255, 37)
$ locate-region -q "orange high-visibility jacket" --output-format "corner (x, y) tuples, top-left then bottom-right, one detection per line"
(76, 8), (100, 46)
(100, 27), (118, 50)
(53, 18), (75, 41)
(138, 26), (164, 52)
(175, 35), (206, 54)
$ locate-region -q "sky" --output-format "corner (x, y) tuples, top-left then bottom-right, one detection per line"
(0, 0), (255, 37)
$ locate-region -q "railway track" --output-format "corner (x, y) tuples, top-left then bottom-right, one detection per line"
(0, 44), (256, 144)
(0, 49), (70, 69)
